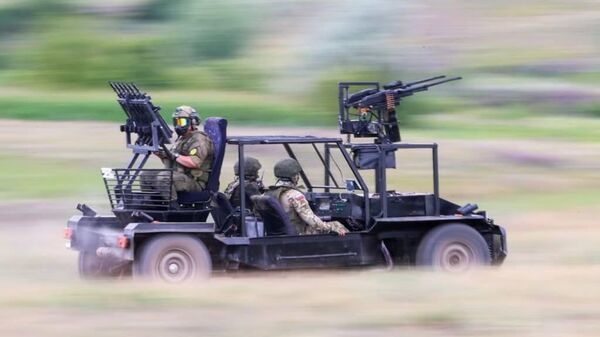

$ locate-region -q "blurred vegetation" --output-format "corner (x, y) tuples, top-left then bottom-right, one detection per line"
(0, 91), (326, 125)
(0, 0), (597, 129)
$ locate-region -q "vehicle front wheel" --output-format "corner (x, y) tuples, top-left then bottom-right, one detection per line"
(133, 235), (211, 282)
(416, 223), (491, 271)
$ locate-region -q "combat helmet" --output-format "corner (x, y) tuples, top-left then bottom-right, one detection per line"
(274, 158), (302, 180)
(234, 157), (262, 178)
(172, 105), (200, 136)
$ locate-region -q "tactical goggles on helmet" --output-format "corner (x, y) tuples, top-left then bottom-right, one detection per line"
(173, 117), (191, 127)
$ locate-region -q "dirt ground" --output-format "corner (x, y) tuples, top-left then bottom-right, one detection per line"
(0, 119), (599, 337)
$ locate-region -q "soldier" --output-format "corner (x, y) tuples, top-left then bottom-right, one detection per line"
(224, 157), (265, 208)
(265, 158), (348, 236)
(143, 105), (214, 199)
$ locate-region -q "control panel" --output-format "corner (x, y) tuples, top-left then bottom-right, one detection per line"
(305, 192), (363, 221)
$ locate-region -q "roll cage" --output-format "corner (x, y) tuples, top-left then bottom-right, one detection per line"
(226, 136), (441, 236)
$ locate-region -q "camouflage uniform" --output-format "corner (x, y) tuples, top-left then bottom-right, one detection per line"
(265, 180), (348, 235)
(142, 128), (214, 199)
(224, 177), (264, 208)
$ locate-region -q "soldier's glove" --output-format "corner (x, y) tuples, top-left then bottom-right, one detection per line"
(161, 146), (179, 161)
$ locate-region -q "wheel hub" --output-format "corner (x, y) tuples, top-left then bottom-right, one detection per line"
(168, 262), (180, 274)
(440, 243), (473, 272)
(157, 250), (194, 282)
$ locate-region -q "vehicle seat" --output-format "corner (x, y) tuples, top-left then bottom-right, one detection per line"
(177, 117), (228, 204)
(251, 195), (297, 236)
(211, 192), (237, 234)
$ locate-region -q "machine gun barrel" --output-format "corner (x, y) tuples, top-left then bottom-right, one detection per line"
(358, 76), (461, 108)
(383, 75), (446, 90)
(395, 76), (461, 96)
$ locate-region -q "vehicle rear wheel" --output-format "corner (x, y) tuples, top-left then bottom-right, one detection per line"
(78, 251), (131, 279)
(416, 223), (491, 271)
(133, 235), (211, 282)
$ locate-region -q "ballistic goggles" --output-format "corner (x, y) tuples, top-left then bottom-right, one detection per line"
(173, 117), (191, 127)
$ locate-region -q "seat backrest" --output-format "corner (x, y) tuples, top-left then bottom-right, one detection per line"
(211, 192), (234, 233)
(203, 117), (227, 193)
(251, 195), (297, 236)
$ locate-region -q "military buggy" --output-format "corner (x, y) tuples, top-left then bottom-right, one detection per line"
(65, 79), (507, 282)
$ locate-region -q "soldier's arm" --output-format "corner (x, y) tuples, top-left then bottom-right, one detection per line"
(176, 155), (199, 169)
(287, 191), (348, 236)
(182, 139), (210, 170)
(175, 139), (209, 169)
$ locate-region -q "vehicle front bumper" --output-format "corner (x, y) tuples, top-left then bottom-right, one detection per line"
(490, 225), (507, 265)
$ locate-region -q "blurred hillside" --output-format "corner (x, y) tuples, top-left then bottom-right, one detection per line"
(0, 0), (598, 130)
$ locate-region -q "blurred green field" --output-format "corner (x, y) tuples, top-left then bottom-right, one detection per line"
(0, 89), (326, 125)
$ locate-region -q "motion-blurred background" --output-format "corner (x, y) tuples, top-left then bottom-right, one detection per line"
(0, 1), (598, 336)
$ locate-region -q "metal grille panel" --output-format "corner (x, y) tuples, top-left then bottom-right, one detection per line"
(102, 168), (173, 211)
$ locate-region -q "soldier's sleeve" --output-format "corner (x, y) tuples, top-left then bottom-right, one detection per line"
(187, 138), (210, 168)
(287, 191), (348, 234)
(223, 180), (236, 198)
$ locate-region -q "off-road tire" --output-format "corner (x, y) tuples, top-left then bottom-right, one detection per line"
(133, 234), (211, 282)
(416, 223), (491, 271)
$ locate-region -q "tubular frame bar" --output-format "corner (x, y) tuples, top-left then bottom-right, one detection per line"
(238, 144), (246, 235)
(283, 143), (313, 191)
(432, 144), (440, 216)
(334, 142), (370, 228)
(311, 143), (340, 189)
(345, 142), (441, 220)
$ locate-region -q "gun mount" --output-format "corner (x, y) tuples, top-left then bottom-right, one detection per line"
(106, 82), (175, 213)
(338, 75), (461, 144)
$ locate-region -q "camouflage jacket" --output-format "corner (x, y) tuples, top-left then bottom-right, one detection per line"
(266, 181), (347, 235)
(224, 177), (264, 208)
(163, 130), (214, 188)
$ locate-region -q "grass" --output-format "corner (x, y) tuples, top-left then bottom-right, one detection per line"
(479, 189), (600, 213)
(0, 123), (597, 337)
(1, 266), (600, 337)
(0, 89), (332, 126)
(415, 113), (600, 142)
(0, 155), (101, 199)
(0, 85), (598, 142)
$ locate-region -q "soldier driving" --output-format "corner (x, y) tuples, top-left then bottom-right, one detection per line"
(224, 156), (265, 208)
(143, 105), (214, 199)
(265, 158), (349, 236)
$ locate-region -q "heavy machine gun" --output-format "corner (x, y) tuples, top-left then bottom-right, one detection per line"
(338, 75), (461, 143)
(109, 81), (174, 168)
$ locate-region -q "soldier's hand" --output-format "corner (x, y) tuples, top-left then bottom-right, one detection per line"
(327, 221), (348, 236)
(336, 227), (349, 236)
(161, 147), (179, 161)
